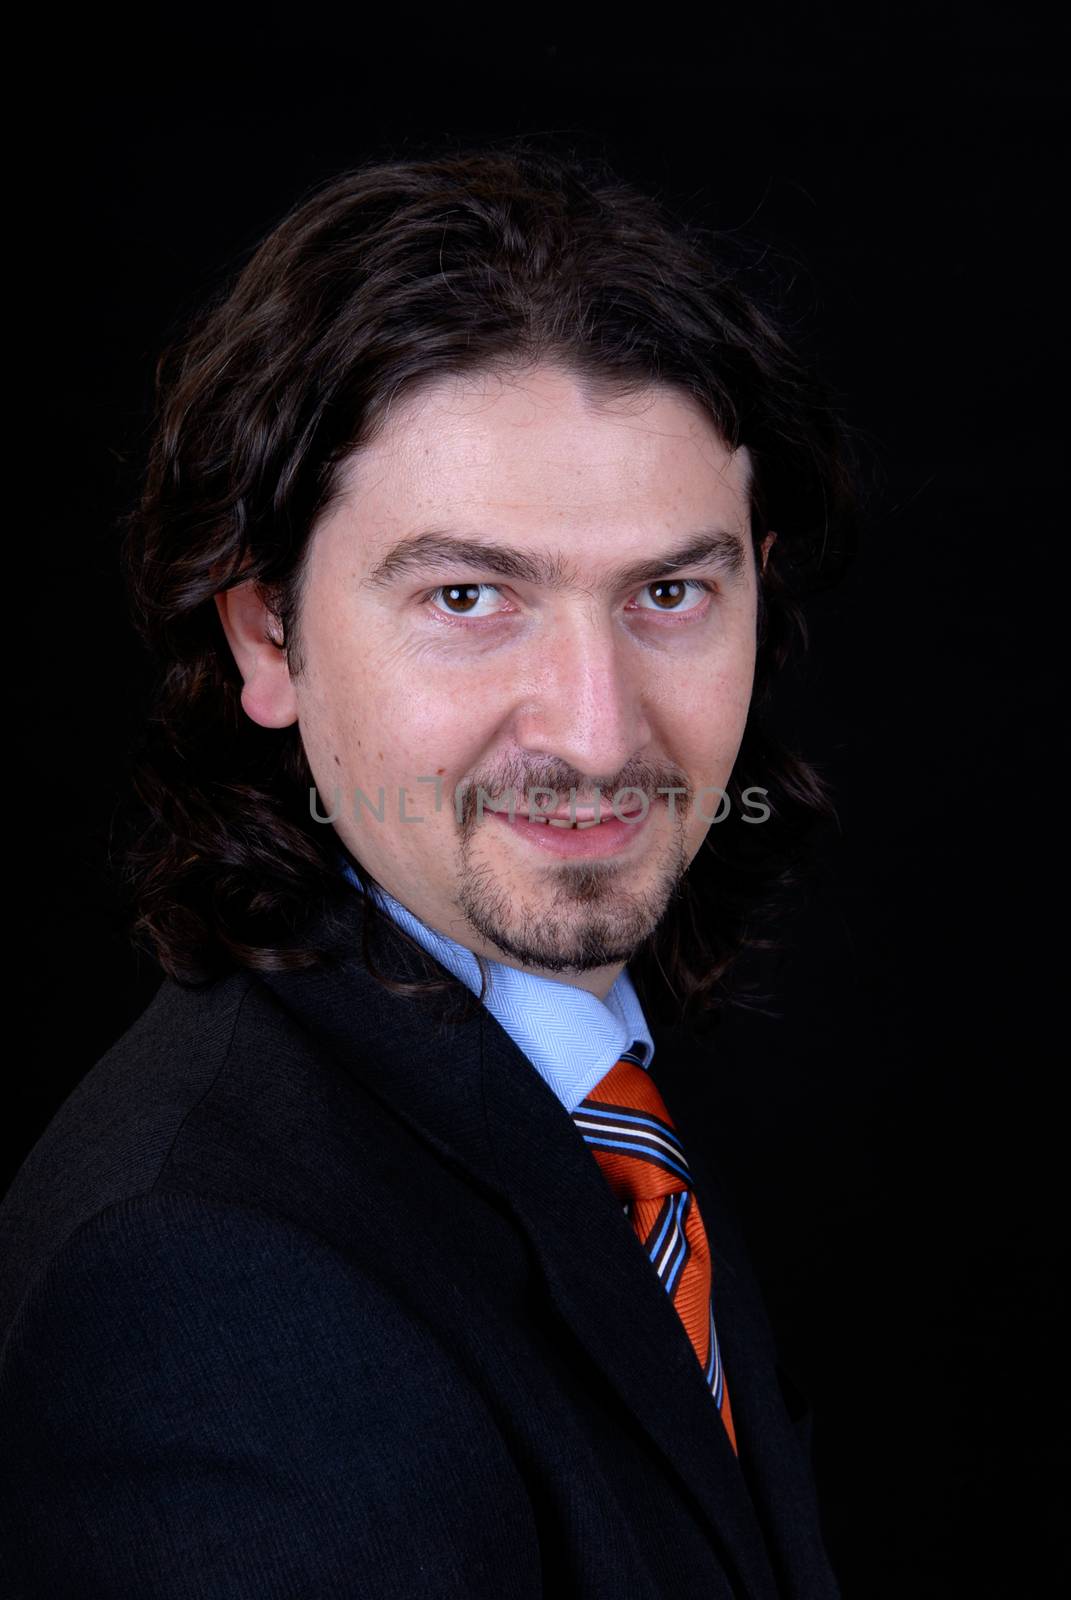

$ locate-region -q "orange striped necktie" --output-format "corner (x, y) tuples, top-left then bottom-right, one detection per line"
(571, 1045), (738, 1456)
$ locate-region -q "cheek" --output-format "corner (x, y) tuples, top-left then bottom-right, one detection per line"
(664, 675), (756, 844)
(330, 648), (508, 799)
(663, 643), (756, 743)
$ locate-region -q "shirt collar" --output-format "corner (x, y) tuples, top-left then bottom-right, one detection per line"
(341, 861), (655, 1114)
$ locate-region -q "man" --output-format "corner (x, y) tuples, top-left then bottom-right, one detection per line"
(1, 142), (856, 1596)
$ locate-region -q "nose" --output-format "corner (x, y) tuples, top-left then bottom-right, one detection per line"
(509, 610), (653, 785)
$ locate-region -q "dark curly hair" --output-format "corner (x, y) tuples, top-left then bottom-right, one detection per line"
(118, 135), (861, 1029)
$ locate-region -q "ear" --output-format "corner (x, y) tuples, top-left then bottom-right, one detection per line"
(214, 581), (299, 729)
(759, 530), (777, 573)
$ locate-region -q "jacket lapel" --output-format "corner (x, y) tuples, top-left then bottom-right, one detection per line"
(257, 913), (783, 1599)
(650, 1033), (842, 1598)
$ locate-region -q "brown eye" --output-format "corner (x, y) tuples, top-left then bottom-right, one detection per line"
(649, 580), (688, 609)
(422, 582), (512, 617)
(634, 579), (709, 614)
(432, 585), (486, 614)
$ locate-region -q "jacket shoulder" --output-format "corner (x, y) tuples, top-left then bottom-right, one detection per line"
(0, 1190), (537, 1600)
(0, 970), (255, 1333)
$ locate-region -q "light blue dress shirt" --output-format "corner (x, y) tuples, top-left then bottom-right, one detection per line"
(342, 862), (654, 1113)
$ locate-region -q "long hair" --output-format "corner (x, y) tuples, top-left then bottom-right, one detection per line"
(118, 136), (861, 1029)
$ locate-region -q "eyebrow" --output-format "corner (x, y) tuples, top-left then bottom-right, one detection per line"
(364, 527), (750, 592)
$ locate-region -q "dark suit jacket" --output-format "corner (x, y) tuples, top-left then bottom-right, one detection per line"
(1, 904), (841, 1598)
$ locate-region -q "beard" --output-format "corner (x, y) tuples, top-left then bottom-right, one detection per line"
(453, 797), (690, 974)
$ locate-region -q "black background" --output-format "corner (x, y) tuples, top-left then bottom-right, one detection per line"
(15, 6), (1064, 1594)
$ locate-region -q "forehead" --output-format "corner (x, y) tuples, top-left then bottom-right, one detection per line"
(319, 365), (752, 564)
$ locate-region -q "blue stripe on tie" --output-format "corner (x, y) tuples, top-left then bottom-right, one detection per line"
(578, 1134), (692, 1184)
(576, 1118), (689, 1173)
(708, 1306), (724, 1405)
(652, 1199), (684, 1282)
(663, 1193), (690, 1294)
(653, 1194), (685, 1282)
(646, 1196), (675, 1263)
(581, 1106), (685, 1150)
(576, 1113), (689, 1172)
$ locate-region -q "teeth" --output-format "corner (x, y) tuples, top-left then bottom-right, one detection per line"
(518, 810), (643, 828)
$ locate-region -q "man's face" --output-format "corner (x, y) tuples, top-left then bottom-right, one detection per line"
(247, 364), (766, 997)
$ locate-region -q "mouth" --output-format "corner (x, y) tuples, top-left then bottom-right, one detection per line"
(480, 795), (645, 826)
(484, 797), (655, 858)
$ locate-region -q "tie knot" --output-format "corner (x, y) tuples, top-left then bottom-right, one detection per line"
(572, 1055), (692, 1202)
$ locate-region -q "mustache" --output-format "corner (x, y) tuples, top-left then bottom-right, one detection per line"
(454, 758), (693, 822)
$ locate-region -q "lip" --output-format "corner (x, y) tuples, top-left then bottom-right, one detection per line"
(485, 801), (655, 858)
